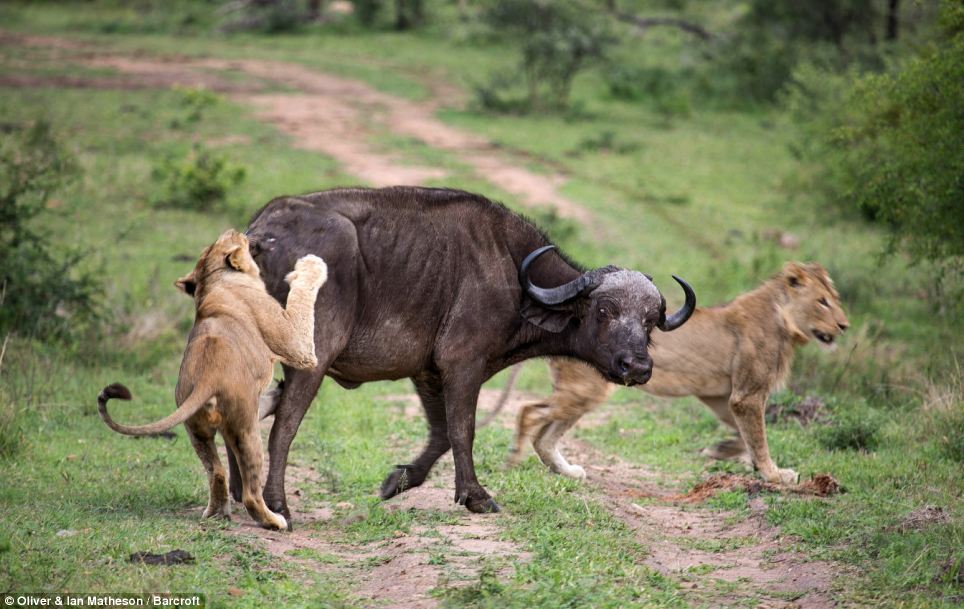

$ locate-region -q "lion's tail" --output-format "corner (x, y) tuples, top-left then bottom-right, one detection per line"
(97, 382), (214, 436)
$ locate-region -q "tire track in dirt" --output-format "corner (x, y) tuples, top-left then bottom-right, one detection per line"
(1, 31), (590, 222)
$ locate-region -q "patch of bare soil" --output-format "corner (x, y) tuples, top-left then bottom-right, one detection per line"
(214, 413), (526, 608)
(565, 437), (843, 609)
(1, 32), (591, 222)
(363, 466), (529, 609)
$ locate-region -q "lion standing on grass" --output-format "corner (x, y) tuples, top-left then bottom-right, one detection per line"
(97, 229), (327, 530)
(509, 261), (849, 485)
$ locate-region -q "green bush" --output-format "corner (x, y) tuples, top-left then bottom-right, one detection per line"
(713, 0), (889, 103)
(221, 0), (306, 33)
(0, 383), (26, 459)
(817, 402), (882, 452)
(935, 407), (964, 463)
(481, 0), (614, 112)
(786, 1), (963, 272)
(605, 64), (692, 117)
(0, 121), (100, 340)
(151, 144), (246, 211)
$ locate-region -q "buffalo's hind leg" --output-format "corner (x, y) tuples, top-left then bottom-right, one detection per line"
(443, 367), (499, 514)
(262, 364), (326, 528)
(381, 373), (451, 499)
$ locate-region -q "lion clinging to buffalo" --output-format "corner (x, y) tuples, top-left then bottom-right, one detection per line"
(98, 229), (327, 530)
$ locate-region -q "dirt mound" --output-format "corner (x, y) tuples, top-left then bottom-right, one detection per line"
(636, 472), (844, 503)
(896, 505), (951, 533)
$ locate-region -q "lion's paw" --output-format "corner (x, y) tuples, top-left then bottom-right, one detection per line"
(765, 468), (799, 485)
(286, 255), (328, 288)
(561, 464), (587, 480)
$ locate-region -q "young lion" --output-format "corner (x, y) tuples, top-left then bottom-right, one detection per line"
(509, 261), (849, 485)
(97, 229), (327, 530)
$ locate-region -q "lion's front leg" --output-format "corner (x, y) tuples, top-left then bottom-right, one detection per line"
(729, 393), (799, 485)
(262, 255), (328, 369)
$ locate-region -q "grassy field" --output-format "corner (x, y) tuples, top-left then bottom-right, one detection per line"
(0, 2), (961, 608)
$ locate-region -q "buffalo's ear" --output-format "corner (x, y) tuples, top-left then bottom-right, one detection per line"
(520, 299), (576, 333)
(175, 272), (197, 296)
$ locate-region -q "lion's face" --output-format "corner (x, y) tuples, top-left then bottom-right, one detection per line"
(175, 229), (260, 298)
(781, 262), (849, 349)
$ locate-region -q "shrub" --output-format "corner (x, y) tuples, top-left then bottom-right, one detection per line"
(151, 144), (246, 211)
(816, 401), (881, 452)
(0, 381), (26, 459)
(785, 1), (963, 285)
(713, 0), (889, 103)
(355, 0), (383, 27)
(935, 408), (964, 463)
(605, 64), (692, 117)
(170, 86), (221, 129)
(220, 0), (305, 33)
(0, 121), (100, 340)
(481, 0), (614, 112)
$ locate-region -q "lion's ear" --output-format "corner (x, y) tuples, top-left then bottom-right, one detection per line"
(175, 272), (197, 296)
(224, 245), (252, 273)
(783, 261), (808, 288)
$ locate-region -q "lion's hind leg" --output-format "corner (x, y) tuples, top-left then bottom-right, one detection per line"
(223, 416), (288, 531)
(186, 414), (230, 520)
(698, 396), (752, 466)
(507, 400), (551, 467)
(533, 416), (586, 479)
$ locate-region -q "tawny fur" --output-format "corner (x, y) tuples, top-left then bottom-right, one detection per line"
(509, 261), (849, 485)
(97, 229), (327, 530)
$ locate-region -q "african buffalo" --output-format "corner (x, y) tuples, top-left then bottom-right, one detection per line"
(239, 186), (695, 522)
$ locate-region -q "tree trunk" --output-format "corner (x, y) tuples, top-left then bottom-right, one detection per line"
(395, 0), (424, 30)
(886, 0), (899, 41)
(307, 0), (323, 20)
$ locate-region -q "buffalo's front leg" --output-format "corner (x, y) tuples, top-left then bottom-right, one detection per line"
(443, 370), (499, 513)
(263, 364), (325, 528)
(381, 374), (450, 499)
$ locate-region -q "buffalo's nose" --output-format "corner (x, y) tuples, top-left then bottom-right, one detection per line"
(615, 353), (652, 385)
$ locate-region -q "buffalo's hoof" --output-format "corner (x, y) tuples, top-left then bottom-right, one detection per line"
(467, 497), (501, 514)
(380, 464), (416, 499)
(456, 489), (501, 513)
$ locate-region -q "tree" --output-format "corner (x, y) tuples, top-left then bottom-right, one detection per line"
(791, 1), (963, 267)
(482, 0), (613, 111)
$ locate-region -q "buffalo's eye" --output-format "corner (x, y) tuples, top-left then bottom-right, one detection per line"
(598, 307), (609, 319)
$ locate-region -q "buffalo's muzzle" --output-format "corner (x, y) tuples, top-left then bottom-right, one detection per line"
(614, 352), (652, 386)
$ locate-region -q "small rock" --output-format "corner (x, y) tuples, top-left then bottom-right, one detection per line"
(56, 529), (77, 538)
(227, 587), (244, 597)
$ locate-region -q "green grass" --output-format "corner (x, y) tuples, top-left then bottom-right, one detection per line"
(1, 2), (962, 607)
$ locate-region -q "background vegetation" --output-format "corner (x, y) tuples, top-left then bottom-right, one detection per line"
(0, 0), (960, 607)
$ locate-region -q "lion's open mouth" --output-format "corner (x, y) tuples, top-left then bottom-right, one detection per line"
(812, 330), (835, 345)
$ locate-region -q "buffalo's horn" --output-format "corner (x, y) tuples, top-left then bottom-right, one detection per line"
(658, 275), (696, 331)
(519, 245), (595, 306)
